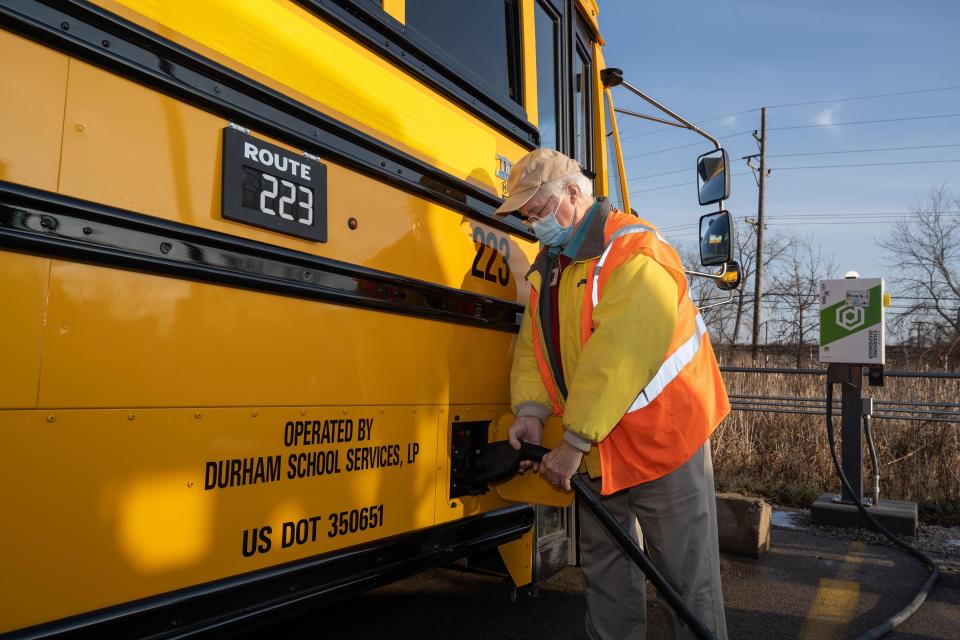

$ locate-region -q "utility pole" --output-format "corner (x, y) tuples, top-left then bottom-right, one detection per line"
(745, 108), (767, 362)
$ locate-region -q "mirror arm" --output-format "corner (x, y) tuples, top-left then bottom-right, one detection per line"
(613, 107), (689, 130)
(685, 261), (729, 281)
(617, 79), (721, 150)
(696, 290), (735, 310)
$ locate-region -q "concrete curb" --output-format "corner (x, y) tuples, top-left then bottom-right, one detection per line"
(716, 493), (772, 558)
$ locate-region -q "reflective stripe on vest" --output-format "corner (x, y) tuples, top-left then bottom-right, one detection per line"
(626, 313), (707, 411)
(590, 222), (706, 412)
(590, 224), (666, 307)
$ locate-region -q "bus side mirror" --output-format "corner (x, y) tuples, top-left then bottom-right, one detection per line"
(697, 148), (730, 206)
(699, 210), (732, 266)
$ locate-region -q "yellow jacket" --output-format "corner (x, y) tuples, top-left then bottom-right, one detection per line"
(510, 200), (678, 476)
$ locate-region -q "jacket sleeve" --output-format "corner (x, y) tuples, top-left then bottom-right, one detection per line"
(562, 252), (678, 444)
(510, 305), (553, 422)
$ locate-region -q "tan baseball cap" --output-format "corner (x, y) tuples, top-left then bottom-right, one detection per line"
(494, 148), (581, 215)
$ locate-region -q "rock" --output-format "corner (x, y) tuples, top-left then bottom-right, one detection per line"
(716, 493), (772, 558)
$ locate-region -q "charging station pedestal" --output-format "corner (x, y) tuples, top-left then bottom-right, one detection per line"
(809, 277), (918, 536)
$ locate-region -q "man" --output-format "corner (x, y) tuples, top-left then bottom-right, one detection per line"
(495, 148), (729, 640)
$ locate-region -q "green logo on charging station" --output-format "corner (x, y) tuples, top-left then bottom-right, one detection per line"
(820, 285), (881, 346)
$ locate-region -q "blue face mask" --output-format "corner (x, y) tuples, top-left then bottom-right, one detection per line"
(530, 197), (573, 246)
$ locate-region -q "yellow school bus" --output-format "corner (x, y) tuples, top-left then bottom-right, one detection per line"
(0, 0), (642, 636)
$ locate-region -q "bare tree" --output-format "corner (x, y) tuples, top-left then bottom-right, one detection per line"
(769, 233), (837, 367)
(879, 186), (960, 360)
(680, 219), (791, 347)
(733, 221), (792, 346)
(682, 246), (739, 344)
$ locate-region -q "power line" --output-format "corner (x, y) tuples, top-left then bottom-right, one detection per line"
(659, 211), (960, 233)
(768, 142), (960, 158)
(631, 171), (752, 193)
(615, 85), (960, 142)
(770, 159), (960, 171)
(660, 211), (960, 229)
(766, 217), (960, 226)
(623, 131), (754, 159)
(629, 150), (960, 183)
(629, 166), (694, 182)
(768, 210), (960, 219)
(618, 109), (759, 142)
(768, 112), (960, 132)
(765, 85), (960, 110)
(625, 113), (960, 158)
(657, 211), (960, 231)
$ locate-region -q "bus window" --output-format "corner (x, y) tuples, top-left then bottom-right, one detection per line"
(534, 0), (561, 150)
(405, 0), (523, 105)
(603, 90), (624, 210)
(573, 20), (593, 175)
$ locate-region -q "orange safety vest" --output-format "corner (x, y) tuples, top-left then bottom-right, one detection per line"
(529, 209), (730, 495)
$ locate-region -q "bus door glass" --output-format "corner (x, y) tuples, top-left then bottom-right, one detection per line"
(573, 13), (594, 178)
(533, 0), (562, 150)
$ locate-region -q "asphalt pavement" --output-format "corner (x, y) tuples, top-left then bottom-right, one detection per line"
(236, 514), (960, 639)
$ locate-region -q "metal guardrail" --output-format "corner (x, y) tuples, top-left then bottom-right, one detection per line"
(721, 366), (960, 379)
(720, 367), (960, 424)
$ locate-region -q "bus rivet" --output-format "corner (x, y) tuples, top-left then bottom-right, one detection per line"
(303, 271), (311, 280)
(379, 409), (384, 414)
(187, 481), (194, 487)
(348, 217), (358, 230)
(251, 411), (258, 417)
(101, 39), (110, 48)
(82, 227), (93, 235)
(342, 410), (348, 415)
(300, 410), (306, 416)
(413, 408), (417, 413)
(214, 85), (222, 94)
(160, 242), (172, 254)
(128, 414), (135, 421)
(75, 124), (85, 132)
(46, 415), (56, 423)
(194, 412), (202, 419)
(60, 22), (69, 30)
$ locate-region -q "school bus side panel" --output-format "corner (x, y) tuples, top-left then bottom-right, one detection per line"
(42, 58), (526, 408)
(0, 405), (440, 631)
(92, 0), (531, 196)
(0, 32), (69, 410)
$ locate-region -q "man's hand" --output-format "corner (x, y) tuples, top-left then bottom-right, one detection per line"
(538, 440), (583, 491)
(508, 416), (544, 473)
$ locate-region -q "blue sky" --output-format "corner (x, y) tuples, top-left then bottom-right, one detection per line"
(598, 0), (960, 286)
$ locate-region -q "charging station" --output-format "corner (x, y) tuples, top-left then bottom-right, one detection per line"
(810, 275), (918, 535)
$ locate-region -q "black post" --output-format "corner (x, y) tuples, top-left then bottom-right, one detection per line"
(840, 365), (864, 503)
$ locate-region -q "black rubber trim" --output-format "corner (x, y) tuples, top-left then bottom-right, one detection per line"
(2, 505), (534, 639)
(295, 0), (539, 149)
(0, 0), (534, 241)
(0, 181), (524, 333)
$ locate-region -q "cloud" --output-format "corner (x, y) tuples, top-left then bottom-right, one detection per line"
(722, 115), (737, 127)
(814, 104), (842, 127)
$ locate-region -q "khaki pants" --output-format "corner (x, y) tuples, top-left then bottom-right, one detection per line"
(578, 440), (728, 640)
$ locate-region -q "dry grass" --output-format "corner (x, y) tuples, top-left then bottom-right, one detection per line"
(711, 350), (960, 525)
